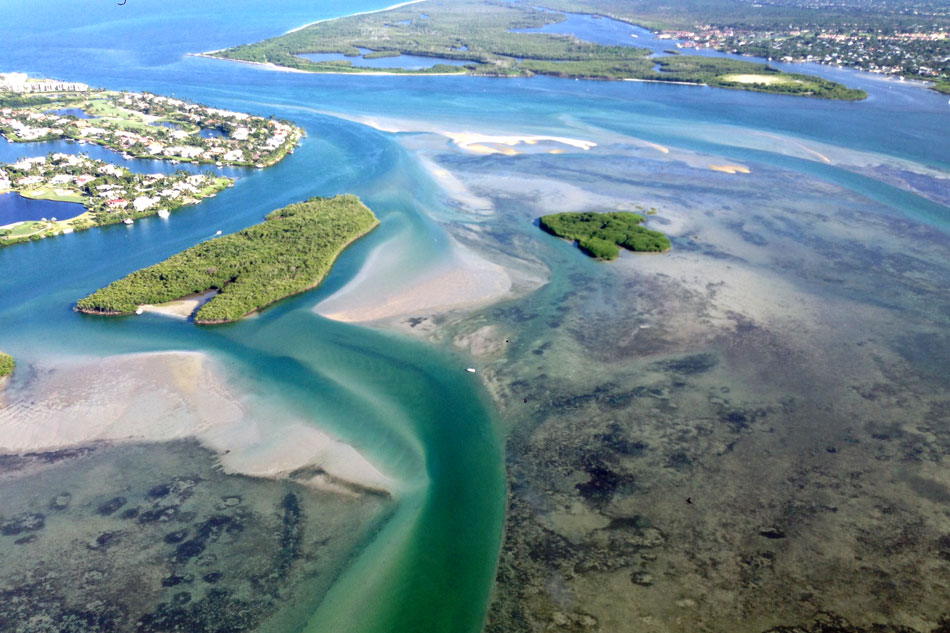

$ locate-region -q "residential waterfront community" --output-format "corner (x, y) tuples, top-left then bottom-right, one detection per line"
(0, 85), (303, 167)
(0, 153), (230, 245)
(0, 78), (303, 245)
(539, 0), (950, 92)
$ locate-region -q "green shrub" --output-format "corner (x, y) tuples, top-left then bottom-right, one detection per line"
(539, 210), (671, 260)
(77, 195), (378, 323)
(0, 352), (13, 378)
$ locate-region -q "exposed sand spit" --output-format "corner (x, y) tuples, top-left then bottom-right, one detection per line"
(138, 290), (218, 319)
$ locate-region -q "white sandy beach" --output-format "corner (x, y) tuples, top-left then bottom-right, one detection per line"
(283, 0), (426, 34)
(137, 290), (218, 319)
(0, 352), (394, 495)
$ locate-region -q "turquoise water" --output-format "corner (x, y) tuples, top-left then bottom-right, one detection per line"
(0, 1), (948, 632)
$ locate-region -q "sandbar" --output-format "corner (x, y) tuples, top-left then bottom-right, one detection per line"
(442, 131), (597, 154)
(708, 163), (752, 174)
(316, 240), (512, 323)
(283, 0), (426, 35)
(0, 351), (394, 495)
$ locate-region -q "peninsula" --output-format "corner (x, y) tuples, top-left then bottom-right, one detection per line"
(207, 0), (866, 100)
(539, 210), (671, 259)
(76, 195), (379, 324)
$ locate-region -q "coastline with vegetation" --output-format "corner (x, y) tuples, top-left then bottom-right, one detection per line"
(539, 210), (671, 260)
(76, 195), (379, 324)
(206, 0), (866, 100)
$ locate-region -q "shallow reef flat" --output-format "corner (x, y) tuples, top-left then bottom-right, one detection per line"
(406, 141), (950, 632)
(0, 439), (391, 633)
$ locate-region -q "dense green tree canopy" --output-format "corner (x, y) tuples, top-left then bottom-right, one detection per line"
(539, 211), (671, 260)
(77, 195), (379, 324)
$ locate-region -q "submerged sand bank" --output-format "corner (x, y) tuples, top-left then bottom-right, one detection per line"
(0, 351), (394, 495)
(316, 238), (512, 323)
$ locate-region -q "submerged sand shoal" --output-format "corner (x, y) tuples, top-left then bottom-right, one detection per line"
(0, 351), (394, 495)
(316, 238), (513, 323)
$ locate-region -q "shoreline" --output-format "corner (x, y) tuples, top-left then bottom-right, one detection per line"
(188, 52), (467, 77)
(283, 0), (427, 35)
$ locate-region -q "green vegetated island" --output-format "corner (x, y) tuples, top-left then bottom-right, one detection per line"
(0, 352), (13, 378)
(209, 0), (865, 100)
(0, 77), (304, 246)
(539, 211), (671, 260)
(76, 195), (379, 324)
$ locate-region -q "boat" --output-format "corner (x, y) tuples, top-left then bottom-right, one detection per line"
(157, 209), (170, 218)
(215, 230), (222, 235)
(466, 367), (476, 373)
(123, 218), (134, 225)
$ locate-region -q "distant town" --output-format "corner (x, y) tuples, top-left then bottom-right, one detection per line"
(668, 26), (949, 91)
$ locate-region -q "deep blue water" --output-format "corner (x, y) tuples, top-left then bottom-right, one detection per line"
(0, 192), (84, 224)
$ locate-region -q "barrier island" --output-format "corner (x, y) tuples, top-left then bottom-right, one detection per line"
(76, 195), (379, 324)
(209, 0), (866, 100)
(0, 352), (13, 378)
(539, 211), (671, 260)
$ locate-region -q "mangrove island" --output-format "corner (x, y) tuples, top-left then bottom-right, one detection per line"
(539, 210), (671, 260)
(76, 194), (379, 324)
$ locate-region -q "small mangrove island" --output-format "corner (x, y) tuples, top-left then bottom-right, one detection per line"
(210, 0), (866, 100)
(0, 352), (13, 378)
(539, 210), (671, 260)
(76, 194), (379, 324)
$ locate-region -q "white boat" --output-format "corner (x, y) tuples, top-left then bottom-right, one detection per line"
(157, 209), (170, 218)
(123, 218), (133, 225)
(466, 367), (476, 373)
(215, 230), (222, 235)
